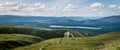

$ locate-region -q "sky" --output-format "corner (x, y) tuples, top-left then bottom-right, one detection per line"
(0, 0), (120, 17)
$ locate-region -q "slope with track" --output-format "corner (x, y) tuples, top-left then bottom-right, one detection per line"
(0, 25), (95, 50)
(0, 34), (43, 50)
(13, 32), (120, 50)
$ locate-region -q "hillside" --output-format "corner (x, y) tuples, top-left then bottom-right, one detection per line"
(0, 25), (93, 50)
(97, 15), (120, 22)
(81, 15), (120, 26)
(13, 32), (120, 50)
(0, 25), (66, 39)
(0, 25), (120, 50)
(79, 15), (120, 32)
(0, 25), (90, 39)
(0, 34), (43, 50)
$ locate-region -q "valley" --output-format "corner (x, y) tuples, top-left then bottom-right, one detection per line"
(0, 15), (120, 35)
(0, 15), (120, 50)
(0, 0), (120, 50)
(0, 25), (120, 50)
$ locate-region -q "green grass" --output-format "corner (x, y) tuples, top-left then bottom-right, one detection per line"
(1, 25), (120, 50)
(13, 32), (120, 50)
(0, 25), (50, 30)
(0, 25), (67, 50)
(0, 34), (43, 50)
(0, 34), (43, 42)
(0, 25), (67, 39)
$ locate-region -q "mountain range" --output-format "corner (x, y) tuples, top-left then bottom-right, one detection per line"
(0, 15), (120, 50)
(79, 16), (120, 31)
(0, 15), (120, 34)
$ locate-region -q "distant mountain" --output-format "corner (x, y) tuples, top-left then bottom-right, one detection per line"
(0, 15), (89, 26)
(0, 15), (120, 26)
(0, 15), (120, 33)
(81, 15), (120, 25)
(97, 15), (120, 23)
(47, 19), (81, 26)
(80, 15), (120, 31)
(0, 15), (88, 21)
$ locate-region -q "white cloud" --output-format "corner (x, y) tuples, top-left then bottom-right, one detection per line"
(34, 3), (46, 9)
(108, 4), (120, 10)
(62, 4), (77, 11)
(98, 12), (115, 16)
(0, 2), (79, 16)
(23, 3), (46, 12)
(0, 2), (28, 11)
(0, 2), (47, 12)
(109, 4), (118, 9)
(0, 1), (119, 17)
(92, 9), (98, 11)
(90, 3), (104, 8)
(86, 3), (104, 11)
(65, 4), (76, 9)
(0, 2), (19, 7)
(118, 6), (120, 9)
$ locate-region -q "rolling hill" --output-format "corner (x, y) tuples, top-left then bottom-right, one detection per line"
(0, 15), (120, 50)
(0, 34), (43, 50)
(81, 15), (120, 27)
(0, 25), (119, 50)
(0, 25), (93, 50)
(79, 15), (120, 32)
(0, 25), (90, 39)
(0, 25), (65, 39)
(13, 32), (120, 50)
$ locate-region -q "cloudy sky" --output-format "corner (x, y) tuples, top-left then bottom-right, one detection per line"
(0, 0), (120, 17)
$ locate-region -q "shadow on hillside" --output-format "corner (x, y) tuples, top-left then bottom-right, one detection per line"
(0, 41), (32, 50)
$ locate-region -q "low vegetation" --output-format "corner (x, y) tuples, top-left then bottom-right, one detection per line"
(0, 25), (120, 50)
(0, 34), (43, 50)
(0, 25), (67, 39)
(13, 32), (120, 50)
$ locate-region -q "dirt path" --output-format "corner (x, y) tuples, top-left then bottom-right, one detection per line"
(56, 39), (62, 44)
(39, 38), (62, 50)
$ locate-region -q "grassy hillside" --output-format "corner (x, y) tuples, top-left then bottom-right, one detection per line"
(0, 25), (67, 39)
(0, 34), (43, 50)
(1, 25), (120, 50)
(13, 32), (120, 50)
(0, 25), (90, 39)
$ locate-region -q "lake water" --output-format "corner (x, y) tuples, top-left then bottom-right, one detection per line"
(49, 25), (101, 29)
